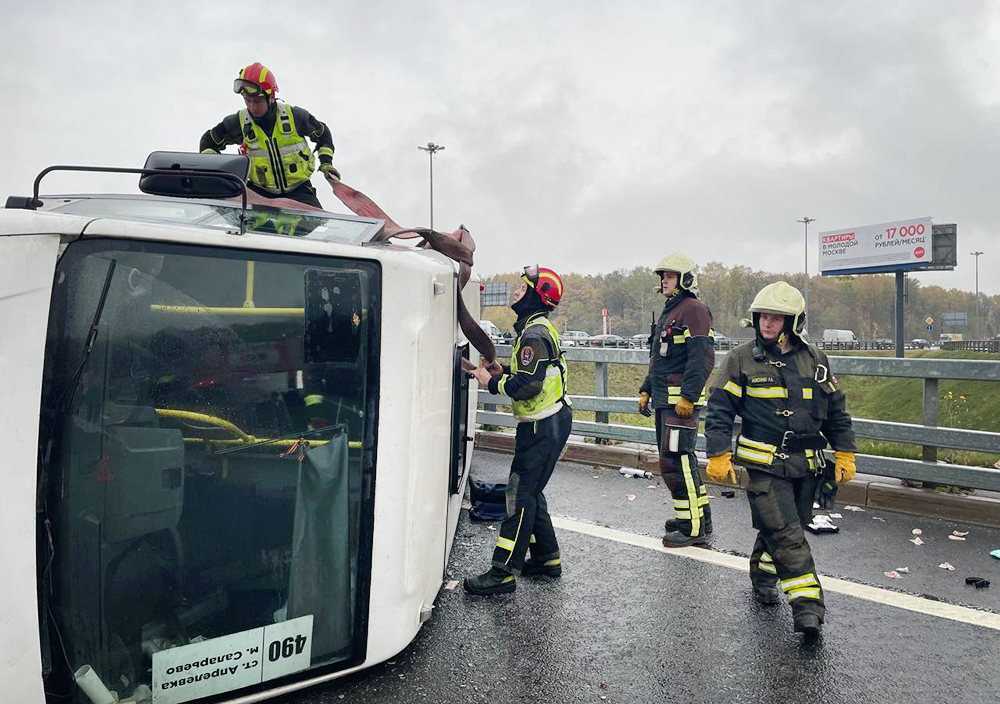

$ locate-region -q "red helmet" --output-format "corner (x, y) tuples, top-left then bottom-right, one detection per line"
(233, 62), (278, 97)
(522, 265), (563, 308)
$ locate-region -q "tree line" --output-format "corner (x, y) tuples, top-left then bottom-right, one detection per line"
(482, 264), (999, 342)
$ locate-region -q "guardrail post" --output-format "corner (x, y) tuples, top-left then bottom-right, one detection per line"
(922, 378), (938, 463)
(595, 361), (609, 428)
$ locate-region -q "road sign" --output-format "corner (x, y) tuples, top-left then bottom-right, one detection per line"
(943, 312), (967, 326)
(602, 307), (608, 317)
(925, 316), (934, 325)
(927, 325), (933, 331)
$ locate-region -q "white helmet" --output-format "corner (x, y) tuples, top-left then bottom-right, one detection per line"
(749, 281), (806, 335)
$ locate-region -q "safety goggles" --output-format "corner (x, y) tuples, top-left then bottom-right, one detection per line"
(233, 79), (265, 97)
(522, 264), (539, 281)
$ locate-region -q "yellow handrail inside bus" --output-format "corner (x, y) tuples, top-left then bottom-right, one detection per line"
(154, 408), (361, 451)
(149, 305), (304, 316)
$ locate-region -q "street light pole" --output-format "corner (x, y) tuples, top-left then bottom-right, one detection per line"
(972, 250), (984, 338)
(797, 217), (815, 332)
(417, 142), (445, 231)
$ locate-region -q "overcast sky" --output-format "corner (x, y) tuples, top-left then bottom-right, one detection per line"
(4, 0), (998, 293)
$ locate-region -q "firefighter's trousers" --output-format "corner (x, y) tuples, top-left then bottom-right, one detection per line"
(655, 408), (710, 536)
(746, 469), (825, 620)
(491, 405), (572, 575)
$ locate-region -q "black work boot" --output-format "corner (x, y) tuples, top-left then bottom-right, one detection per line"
(664, 518), (713, 535)
(753, 584), (781, 605)
(522, 557), (562, 577)
(793, 612), (822, 641)
(661, 529), (708, 548)
(463, 567), (516, 595)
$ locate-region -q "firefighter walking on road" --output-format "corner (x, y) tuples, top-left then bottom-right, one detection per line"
(639, 254), (716, 547)
(465, 266), (572, 595)
(704, 281), (857, 639)
(200, 62), (338, 209)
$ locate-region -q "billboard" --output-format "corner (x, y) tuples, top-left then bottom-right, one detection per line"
(480, 281), (509, 308)
(819, 216), (933, 275)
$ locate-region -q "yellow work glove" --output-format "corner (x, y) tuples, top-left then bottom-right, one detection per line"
(707, 452), (737, 485)
(638, 392), (652, 417)
(834, 451), (856, 483)
(320, 163), (341, 182)
(674, 397), (694, 418)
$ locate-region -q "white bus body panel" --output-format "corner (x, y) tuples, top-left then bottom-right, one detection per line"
(0, 233), (61, 704)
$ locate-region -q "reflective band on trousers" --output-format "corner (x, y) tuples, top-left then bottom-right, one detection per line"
(509, 316), (570, 422)
(680, 454), (701, 536)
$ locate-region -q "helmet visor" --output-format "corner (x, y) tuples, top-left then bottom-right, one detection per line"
(522, 264), (539, 281)
(234, 79), (264, 96)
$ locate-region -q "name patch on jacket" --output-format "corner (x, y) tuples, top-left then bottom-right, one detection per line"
(749, 374), (776, 385)
(520, 346), (534, 366)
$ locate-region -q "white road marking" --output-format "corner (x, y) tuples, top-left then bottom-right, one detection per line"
(552, 515), (1000, 632)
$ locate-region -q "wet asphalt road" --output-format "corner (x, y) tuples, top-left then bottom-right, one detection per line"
(277, 451), (1000, 704)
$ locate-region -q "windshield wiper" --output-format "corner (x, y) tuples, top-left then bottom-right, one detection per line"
(59, 259), (117, 411)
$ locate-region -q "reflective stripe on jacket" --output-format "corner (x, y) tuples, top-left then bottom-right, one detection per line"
(502, 315), (571, 422)
(239, 103), (315, 194)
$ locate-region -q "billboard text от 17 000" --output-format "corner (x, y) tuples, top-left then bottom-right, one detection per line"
(819, 216), (933, 275)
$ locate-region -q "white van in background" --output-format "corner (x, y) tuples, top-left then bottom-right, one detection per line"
(562, 330), (592, 347)
(823, 329), (859, 349)
(479, 320), (504, 345)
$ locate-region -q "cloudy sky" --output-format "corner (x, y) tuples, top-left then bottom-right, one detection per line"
(4, 1), (998, 292)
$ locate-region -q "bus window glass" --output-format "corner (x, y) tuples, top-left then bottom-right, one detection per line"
(39, 239), (379, 703)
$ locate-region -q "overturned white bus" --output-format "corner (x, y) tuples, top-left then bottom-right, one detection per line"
(1, 153), (481, 704)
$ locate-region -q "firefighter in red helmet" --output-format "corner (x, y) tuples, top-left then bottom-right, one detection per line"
(465, 266), (572, 595)
(200, 62), (338, 209)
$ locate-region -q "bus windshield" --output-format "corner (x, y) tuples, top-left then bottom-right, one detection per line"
(39, 238), (380, 703)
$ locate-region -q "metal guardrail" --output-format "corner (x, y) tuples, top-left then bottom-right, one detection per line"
(479, 346), (1000, 491)
(943, 339), (1000, 353)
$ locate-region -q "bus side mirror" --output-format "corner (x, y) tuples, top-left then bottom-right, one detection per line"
(304, 270), (365, 364)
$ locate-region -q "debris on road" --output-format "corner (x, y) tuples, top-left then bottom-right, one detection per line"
(619, 466), (653, 480)
(444, 580), (459, 590)
(807, 514), (839, 534)
(896, 567), (910, 574)
(872, 516), (887, 522)
(830, 513), (843, 519)
(843, 505), (865, 512)
(721, 490), (736, 498)
(625, 494), (636, 501)
(948, 535), (967, 542)
(939, 563), (955, 571)
(910, 537), (924, 546)
(884, 571), (903, 579)
(966, 577), (991, 589)
(647, 484), (658, 490)
(953, 531), (969, 537)
(911, 529), (923, 536)
(991, 550), (1000, 560)
(488, 525), (497, 531)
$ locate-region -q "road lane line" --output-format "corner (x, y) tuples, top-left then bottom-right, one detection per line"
(552, 515), (1000, 632)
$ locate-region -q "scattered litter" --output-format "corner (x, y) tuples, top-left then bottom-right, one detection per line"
(953, 531), (969, 537)
(647, 484), (658, 490)
(807, 514), (839, 534)
(884, 571), (903, 579)
(966, 577), (991, 589)
(872, 516), (887, 522)
(991, 550), (1000, 560)
(487, 525), (497, 532)
(911, 529), (923, 536)
(620, 466), (653, 480)
(600, 697), (608, 702)
(939, 562), (955, 571)
(721, 490), (736, 498)
(896, 567), (910, 574)
(948, 535), (966, 542)
(625, 494), (636, 501)
(830, 513), (843, 519)
(707, 495), (717, 500)
(813, 502), (820, 510)
(599, 682), (608, 689)
(909, 537), (924, 546)
(593, 475), (600, 479)
(843, 505), (865, 512)
(444, 580), (459, 590)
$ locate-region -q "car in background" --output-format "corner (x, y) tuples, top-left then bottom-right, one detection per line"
(479, 319), (504, 345)
(714, 332), (736, 350)
(910, 338), (931, 349)
(630, 333), (650, 348)
(562, 330), (592, 347)
(589, 334), (629, 348)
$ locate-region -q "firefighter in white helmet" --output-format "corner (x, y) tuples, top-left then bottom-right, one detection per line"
(704, 280), (857, 640)
(638, 254), (716, 548)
